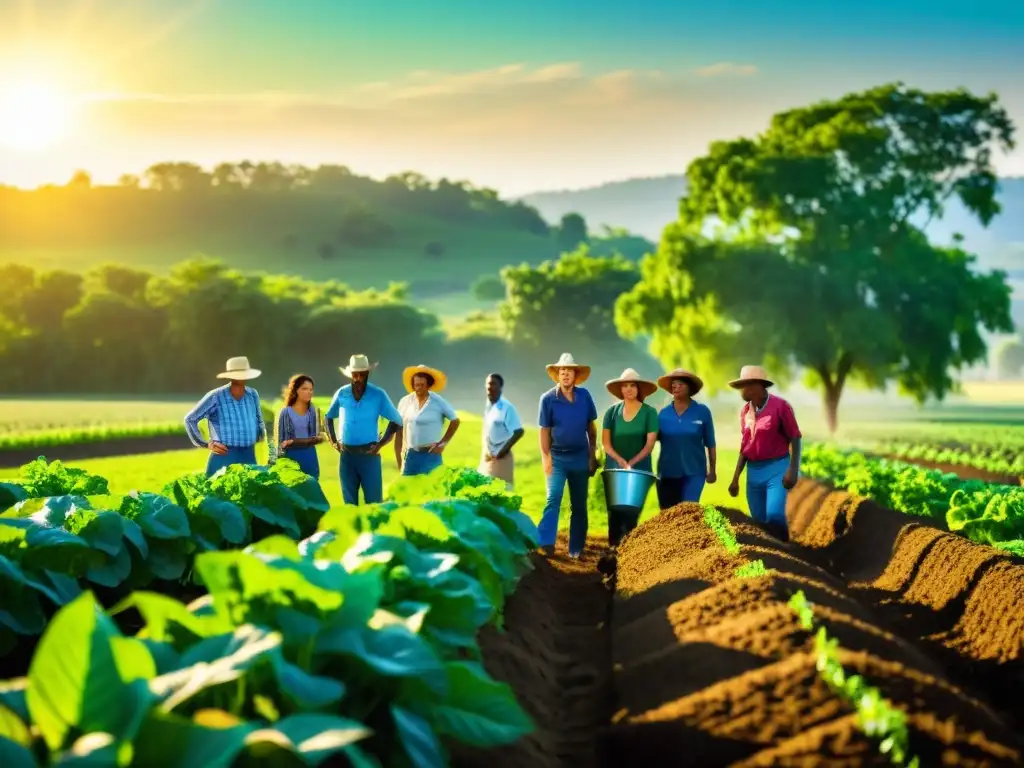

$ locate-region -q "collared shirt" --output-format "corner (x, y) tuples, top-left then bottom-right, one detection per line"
(657, 401), (716, 477)
(184, 385), (265, 448)
(325, 382), (402, 446)
(740, 394), (802, 462)
(398, 391), (457, 449)
(483, 396), (523, 456)
(538, 386), (597, 461)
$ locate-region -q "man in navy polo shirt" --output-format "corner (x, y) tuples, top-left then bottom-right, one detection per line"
(537, 352), (599, 559)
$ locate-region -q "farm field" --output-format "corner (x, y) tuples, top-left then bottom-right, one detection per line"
(0, 413), (749, 532)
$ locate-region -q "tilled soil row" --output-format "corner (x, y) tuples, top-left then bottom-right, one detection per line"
(608, 503), (1023, 767)
(787, 479), (1024, 729)
(454, 533), (614, 768)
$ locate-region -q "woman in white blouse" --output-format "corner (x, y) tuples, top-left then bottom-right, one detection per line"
(395, 364), (461, 476)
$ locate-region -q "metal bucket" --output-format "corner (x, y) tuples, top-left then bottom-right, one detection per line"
(602, 468), (658, 515)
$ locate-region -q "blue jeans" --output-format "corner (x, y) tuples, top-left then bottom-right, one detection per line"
(537, 461), (590, 554)
(656, 475), (706, 509)
(206, 445), (257, 477)
(339, 451), (383, 505)
(283, 445), (320, 479)
(746, 457), (790, 532)
(402, 450), (442, 476)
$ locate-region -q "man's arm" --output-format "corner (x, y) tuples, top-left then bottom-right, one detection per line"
(393, 427), (404, 467)
(537, 394), (553, 472)
(184, 391), (217, 448)
(781, 402), (803, 478)
(495, 404), (524, 458)
(377, 390), (403, 447)
(252, 391), (266, 443)
(324, 392), (342, 447)
(497, 428), (524, 459)
(436, 397), (460, 449)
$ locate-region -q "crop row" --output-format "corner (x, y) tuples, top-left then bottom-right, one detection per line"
(874, 439), (1024, 476)
(0, 457), (539, 766)
(0, 423), (185, 452)
(801, 444), (1024, 556)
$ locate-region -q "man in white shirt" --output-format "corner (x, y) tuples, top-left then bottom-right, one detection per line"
(395, 364), (460, 476)
(479, 373), (524, 489)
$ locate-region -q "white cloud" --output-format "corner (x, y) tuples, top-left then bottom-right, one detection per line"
(695, 62), (758, 77)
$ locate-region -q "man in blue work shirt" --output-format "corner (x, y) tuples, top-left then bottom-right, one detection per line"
(537, 352), (599, 559)
(324, 354), (403, 505)
(184, 356), (266, 477)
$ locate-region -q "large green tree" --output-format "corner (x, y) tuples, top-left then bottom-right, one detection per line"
(617, 83), (1016, 432)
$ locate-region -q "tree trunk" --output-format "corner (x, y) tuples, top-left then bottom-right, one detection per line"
(824, 387), (841, 435)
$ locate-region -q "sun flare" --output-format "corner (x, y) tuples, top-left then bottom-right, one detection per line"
(0, 80), (74, 152)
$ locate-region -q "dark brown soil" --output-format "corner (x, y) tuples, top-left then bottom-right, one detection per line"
(788, 480), (1024, 727)
(606, 502), (1023, 766)
(453, 533), (614, 768)
(0, 434), (191, 467)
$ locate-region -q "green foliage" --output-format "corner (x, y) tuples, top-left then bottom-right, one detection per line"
(701, 505), (740, 555)
(787, 591), (919, 767)
(617, 83), (1016, 431)
(499, 245), (639, 351)
(733, 559), (769, 579)
(556, 212), (589, 253)
(0, 458), (538, 766)
(801, 444), (1024, 547)
(470, 275), (506, 302)
(994, 337), (1024, 379)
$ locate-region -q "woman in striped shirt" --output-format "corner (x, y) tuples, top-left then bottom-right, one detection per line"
(276, 374), (324, 479)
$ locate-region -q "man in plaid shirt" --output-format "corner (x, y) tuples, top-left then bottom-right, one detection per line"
(184, 356), (267, 476)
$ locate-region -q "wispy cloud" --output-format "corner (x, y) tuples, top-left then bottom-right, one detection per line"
(695, 62), (758, 77)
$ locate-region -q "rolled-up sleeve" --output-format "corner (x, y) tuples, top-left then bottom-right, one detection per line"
(538, 393), (552, 428)
(438, 395), (457, 421)
(184, 391), (217, 448)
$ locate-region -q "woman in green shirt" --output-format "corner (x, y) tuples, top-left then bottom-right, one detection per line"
(601, 368), (659, 547)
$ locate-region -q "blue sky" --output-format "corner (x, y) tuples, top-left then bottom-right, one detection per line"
(0, 0), (1021, 193)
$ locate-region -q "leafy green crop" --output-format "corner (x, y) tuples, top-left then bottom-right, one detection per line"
(701, 505), (740, 555)
(0, 457), (538, 767)
(802, 445), (1024, 549)
(787, 591), (919, 767)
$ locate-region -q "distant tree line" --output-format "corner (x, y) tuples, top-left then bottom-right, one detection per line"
(0, 248), (652, 404)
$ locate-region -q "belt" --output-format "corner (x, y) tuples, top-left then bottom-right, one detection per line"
(408, 446), (435, 454)
(343, 443), (377, 455)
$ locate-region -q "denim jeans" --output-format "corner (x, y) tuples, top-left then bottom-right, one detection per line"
(537, 461), (590, 554)
(339, 451), (383, 505)
(402, 450), (443, 476)
(206, 445), (257, 477)
(746, 456), (790, 533)
(282, 445), (320, 479)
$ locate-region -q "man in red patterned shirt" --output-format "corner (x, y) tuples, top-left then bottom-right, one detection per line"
(727, 365), (802, 541)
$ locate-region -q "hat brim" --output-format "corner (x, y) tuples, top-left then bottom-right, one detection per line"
(728, 378), (773, 389)
(657, 372), (704, 395)
(606, 379), (657, 399)
(216, 369), (261, 380)
(546, 364), (591, 384)
(403, 366), (448, 393)
(340, 362), (378, 378)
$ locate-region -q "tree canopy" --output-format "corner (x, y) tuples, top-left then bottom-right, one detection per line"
(617, 83), (1016, 431)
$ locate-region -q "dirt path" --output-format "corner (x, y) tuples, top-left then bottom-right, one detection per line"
(455, 533), (614, 768)
(875, 453), (1022, 486)
(605, 503), (1022, 766)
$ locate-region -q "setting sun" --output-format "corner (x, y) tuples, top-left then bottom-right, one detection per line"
(0, 80), (73, 152)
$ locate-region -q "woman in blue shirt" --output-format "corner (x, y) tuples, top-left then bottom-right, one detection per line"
(276, 374), (324, 479)
(655, 368), (717, 508)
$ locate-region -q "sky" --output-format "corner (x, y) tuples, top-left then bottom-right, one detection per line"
(0, 0), (1022, 196)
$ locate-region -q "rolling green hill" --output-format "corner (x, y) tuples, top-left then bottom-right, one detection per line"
(0, 163), (655, 316)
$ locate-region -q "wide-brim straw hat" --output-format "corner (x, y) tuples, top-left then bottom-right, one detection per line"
(546, 352), (591, 384)
(657, 368), (704, 395)
(216, 356), (261, 380)
(403, 364), (448, 393)
(340, 354), (378, 378)
(605, 368), (657, 399)
(728, 365), (774, 389)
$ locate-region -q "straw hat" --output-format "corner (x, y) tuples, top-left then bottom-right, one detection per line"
(402, 364), (448, 393)
(728, 365), (774, 389)
(340, 354), (378, 378)
(605, 368), (657, 399)
(216, 356), (261, 380)
(657, 368), (704, 395)
(546, 352), (591, 384)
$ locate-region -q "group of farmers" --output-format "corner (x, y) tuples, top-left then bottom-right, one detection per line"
(184, 350), (802, 557)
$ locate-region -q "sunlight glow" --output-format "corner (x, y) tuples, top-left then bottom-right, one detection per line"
(0, 80), (74, 152)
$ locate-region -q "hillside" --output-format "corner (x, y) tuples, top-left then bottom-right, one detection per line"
(0, 163), (655, 316)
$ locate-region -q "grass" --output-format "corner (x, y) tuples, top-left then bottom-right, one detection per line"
(0, 397), (192, 434)
(0, 413), (748, 533)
